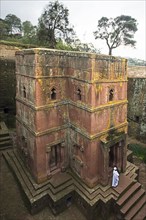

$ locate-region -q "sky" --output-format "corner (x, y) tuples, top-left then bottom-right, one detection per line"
(1, 0), (146, 60)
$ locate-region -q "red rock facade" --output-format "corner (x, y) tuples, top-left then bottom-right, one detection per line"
(16, 49), (128, 187)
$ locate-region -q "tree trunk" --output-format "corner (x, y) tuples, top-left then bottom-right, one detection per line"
(50, 32), (56, 49)
(109, 48), (112, 55)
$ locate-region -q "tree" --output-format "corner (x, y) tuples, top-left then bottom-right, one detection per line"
(22, 21), (37, 44)
(37, 1), (74, 48)
(72, 39), (100, 53)
(0, 18), (9, 39)
(5, 14), (22, 36)
(94, 15), (138, 55)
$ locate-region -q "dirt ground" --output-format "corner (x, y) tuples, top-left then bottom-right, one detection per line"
(0, 152), (87, 220)
(0, 134), (146, 220)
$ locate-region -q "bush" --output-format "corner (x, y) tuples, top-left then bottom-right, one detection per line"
(128, 143), (146, 163)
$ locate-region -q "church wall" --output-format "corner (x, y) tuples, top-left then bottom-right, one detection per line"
(69, 128), (100, 187)
(69, 105), (91, 133)
(16, 120), (37, 179)
(36, 50), (93, 81)
(35, 105), (68, 132)
(35, 78), (67, 106)
(15, 49), (128, 186)
(67, 79), (92, 105)
(35, 129), (67, 183)
(91, 82), (127, 107)
(16, 102), (35, 130)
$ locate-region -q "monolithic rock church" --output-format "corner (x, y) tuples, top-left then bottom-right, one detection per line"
(8, 48), (145, 219)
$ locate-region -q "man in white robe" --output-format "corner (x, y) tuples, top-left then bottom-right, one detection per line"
(112, 167), (119, 187)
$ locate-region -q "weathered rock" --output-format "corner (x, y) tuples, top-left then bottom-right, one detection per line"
(128, 77), (146, 143)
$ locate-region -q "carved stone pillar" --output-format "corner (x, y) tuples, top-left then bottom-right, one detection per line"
(102, 145), (109, 186)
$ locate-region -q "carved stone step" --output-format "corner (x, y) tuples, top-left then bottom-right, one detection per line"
(132, 203), (146, 220)
(117, 182), (141, 206)
(121, 189), (145, 214)
(125, 195), (146, 220)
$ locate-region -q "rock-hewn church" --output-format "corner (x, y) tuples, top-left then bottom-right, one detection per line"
(13, 48), (145, 219)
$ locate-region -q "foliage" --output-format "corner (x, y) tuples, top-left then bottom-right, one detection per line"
(56, 40), (75, 51)
(5, 14), (22, 36)
(0, 4), (101, 53)
(0, 40), (37, 48)
(22, 21), (37, 44)
(128, 143), (146, 163)
(94, 15), (138, 55)
(72, 39), (100, 53)
(37, 1), (74, 48)
(0, 18), (10, 39)
(128, 58), (146, 66)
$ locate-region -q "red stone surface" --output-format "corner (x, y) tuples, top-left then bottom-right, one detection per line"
(15, 49), (128, 187)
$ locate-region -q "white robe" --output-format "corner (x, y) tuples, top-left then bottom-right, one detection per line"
(112, 169), (119, 187)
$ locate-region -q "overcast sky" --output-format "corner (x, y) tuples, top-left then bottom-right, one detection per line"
(1, 0), (146, 60)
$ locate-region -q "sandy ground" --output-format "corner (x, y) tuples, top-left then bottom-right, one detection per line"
(0, 153), (87, 220)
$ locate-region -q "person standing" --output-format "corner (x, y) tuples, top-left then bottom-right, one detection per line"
(112, 167), (119, 187)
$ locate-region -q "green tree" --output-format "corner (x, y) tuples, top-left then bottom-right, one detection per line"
(22, 21), (37, 44)
(73, 39), (100, 53)
(94, 15), (138, 55)
(0, 18), (9, 39)
(5, 14), (22, 36)
(37, 1), (74, 48)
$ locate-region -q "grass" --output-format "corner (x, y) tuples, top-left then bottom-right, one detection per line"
(0, 40), (37, 48)
(128, 143), (146, 163)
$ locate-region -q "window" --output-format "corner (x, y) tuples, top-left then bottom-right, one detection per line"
(135, 116), (140, 123)
(50, 144), (61, 171)
(23, 86), (26, 98)
(50, 145), (58, 169)
(51, 88), (56, 100)
(77, 88), (81, 100)
(109, 89), (114, 101)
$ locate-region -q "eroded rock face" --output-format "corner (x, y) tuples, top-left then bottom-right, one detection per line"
(0, 43), (19, 127)
(0, 58), (16, 127)
(128, 77), (146, 143)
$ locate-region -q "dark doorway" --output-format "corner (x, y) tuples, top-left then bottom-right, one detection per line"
(109, 146), (114, 167)
(109, 145), (117, 168)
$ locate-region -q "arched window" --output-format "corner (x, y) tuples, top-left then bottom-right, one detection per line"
(23, 86), (26, 98)
(51, 88), (56, 100)
(77, 88), (81, 100)
(109, 89), (114, 101)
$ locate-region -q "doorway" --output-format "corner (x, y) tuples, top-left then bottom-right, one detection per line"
(109, 144), (117, 168)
